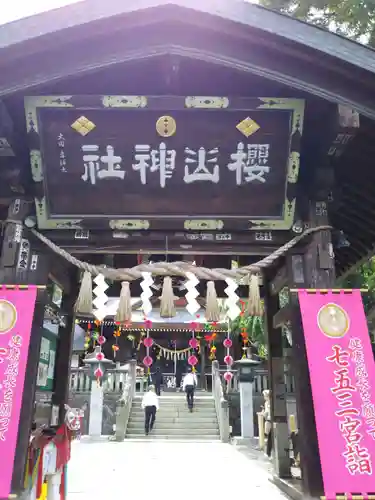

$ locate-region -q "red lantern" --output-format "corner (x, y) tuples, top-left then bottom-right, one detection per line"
(223, 338), (233, 348)
(143, 355), (153, 367)
(224, 355), (234, 366)
(95, 352), (104, 361)
(143, 337), (154, 348)
(188, 355), (198, 366)
(98, 335), (106, 345)
(224, 371), (233, 383)
(94, 367), (104, 378)
(189, 338), (198, 349)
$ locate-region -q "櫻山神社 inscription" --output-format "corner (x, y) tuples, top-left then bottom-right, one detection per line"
(25, 96), (304, 229)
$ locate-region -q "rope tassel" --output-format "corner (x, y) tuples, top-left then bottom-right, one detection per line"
(248, 274), (262, 316)
(205, 280), (220, 322)
(75, 270), (93, 314)
(115, 281), (132, 323)
(160, 277), (176, 318)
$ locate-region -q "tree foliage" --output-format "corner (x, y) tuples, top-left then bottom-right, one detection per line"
(260, 0), (375, 46)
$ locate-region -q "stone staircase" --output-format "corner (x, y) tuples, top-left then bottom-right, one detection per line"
(126, 393), (220, 440)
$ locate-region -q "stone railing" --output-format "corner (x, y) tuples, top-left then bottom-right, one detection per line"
(114, 360), (137, 441)
(212, 360), (230, 443)
(69, 367), (129, 394)
(218, 367), (295, 395)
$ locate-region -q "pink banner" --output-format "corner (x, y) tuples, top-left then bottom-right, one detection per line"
(298, 290), (375, 497)
(0, 287), (37, 498)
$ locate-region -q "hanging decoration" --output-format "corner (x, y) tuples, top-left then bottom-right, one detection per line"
(95, 326), (105, 383)
(241, 324), (249, 358)
(140, 272), (153, 315)
(112, 327), (121, 357)
(75, 270), (93, 314)
(223, 332), (234, 384)
(225, 278), (241, 320)
(115, 281), (132, 323)
(159, 276), (177, 318)
(209, 338), (217, 361)
(92, 274), (109, 321)
(142, 320), (153, 373)
(205, 281), (221, 322)
(154, 343), (191, 361)
(248, 275), (263, 316)
(84, 322), (92, 351)
(32, 226), (329, 325)
(185, 272), (200, 316)
(188, 353), (198, 371)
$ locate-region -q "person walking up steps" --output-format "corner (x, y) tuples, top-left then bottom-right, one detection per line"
(141, 385), (159, 435)
(182, 367), (197, 412)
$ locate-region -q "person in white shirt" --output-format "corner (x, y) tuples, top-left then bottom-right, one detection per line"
(182, 368), (198, 412)
(141, 385), (159, 435)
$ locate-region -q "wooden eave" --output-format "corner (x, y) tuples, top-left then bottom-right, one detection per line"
(0, 1), (375, 117)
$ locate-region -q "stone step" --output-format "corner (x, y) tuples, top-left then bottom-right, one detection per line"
(131, 407), (216, 413)
(127, 426), (219, 435)
(127, 421), (219, 430)
(126, 434), (220, 440)
(128, 416), (218, 424)
(132, 401), (215, 407)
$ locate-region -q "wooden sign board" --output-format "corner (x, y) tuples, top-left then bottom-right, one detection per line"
(25, 96), (304, 231)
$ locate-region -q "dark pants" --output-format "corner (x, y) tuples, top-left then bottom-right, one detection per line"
(266, 427), (273, 457)
(155, 383), (161, 396)
(185, 385), (195, 409)
(145, 405), (156, 434)
(176, 373), (182, 391)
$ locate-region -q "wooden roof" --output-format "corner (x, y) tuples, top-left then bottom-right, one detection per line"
(0, 0), (374, 115)
(1, 0), (375, 279)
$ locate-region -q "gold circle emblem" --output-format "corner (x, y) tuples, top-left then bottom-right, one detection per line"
(317, 303), (349, 338)
(0, 299), (17, 335)
(156, 116), (176, 137)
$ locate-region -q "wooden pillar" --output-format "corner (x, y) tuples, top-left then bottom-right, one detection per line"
(287, 199), (335, 497)
(264, 269), (290, 478)
(52, 273), (79, 424)
(0, 198), (51, 493)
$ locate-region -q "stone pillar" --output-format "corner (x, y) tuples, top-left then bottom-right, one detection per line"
(239, 381), (254, 438)
(88, 381), (104, 438)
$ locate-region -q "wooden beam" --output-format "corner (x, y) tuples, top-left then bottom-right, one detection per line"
(52, 275), (79, 423)
(287, 199), (335, 497)
(327, 105), (360, 159)
(264, 274), (291, 477)
(273, 303), (293, 329)
(270, 264), (288, 295)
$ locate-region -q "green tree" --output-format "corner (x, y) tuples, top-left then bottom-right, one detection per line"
(260, 0), (375, 46)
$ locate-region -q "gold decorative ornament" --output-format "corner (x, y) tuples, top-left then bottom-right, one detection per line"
(71, 116), (96, 136)
(184, 220), (224, 231)
(156, 116), (176, 137)
(0, 300), (17, 334)
(236, 117), (260, 138)
(317, 303), (350, 338)
(109, 220), (150, 230)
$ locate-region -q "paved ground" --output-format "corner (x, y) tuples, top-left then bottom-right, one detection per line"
(67, 439), (289, 500)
